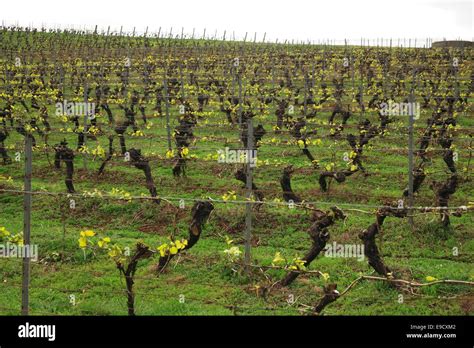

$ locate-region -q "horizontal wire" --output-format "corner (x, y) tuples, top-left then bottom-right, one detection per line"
(0, 188), (471, 211)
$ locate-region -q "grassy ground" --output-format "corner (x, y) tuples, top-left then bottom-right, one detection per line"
(0, 88), (473, 316)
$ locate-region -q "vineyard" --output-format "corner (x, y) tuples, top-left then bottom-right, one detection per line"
(0, 27), (473, 316)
